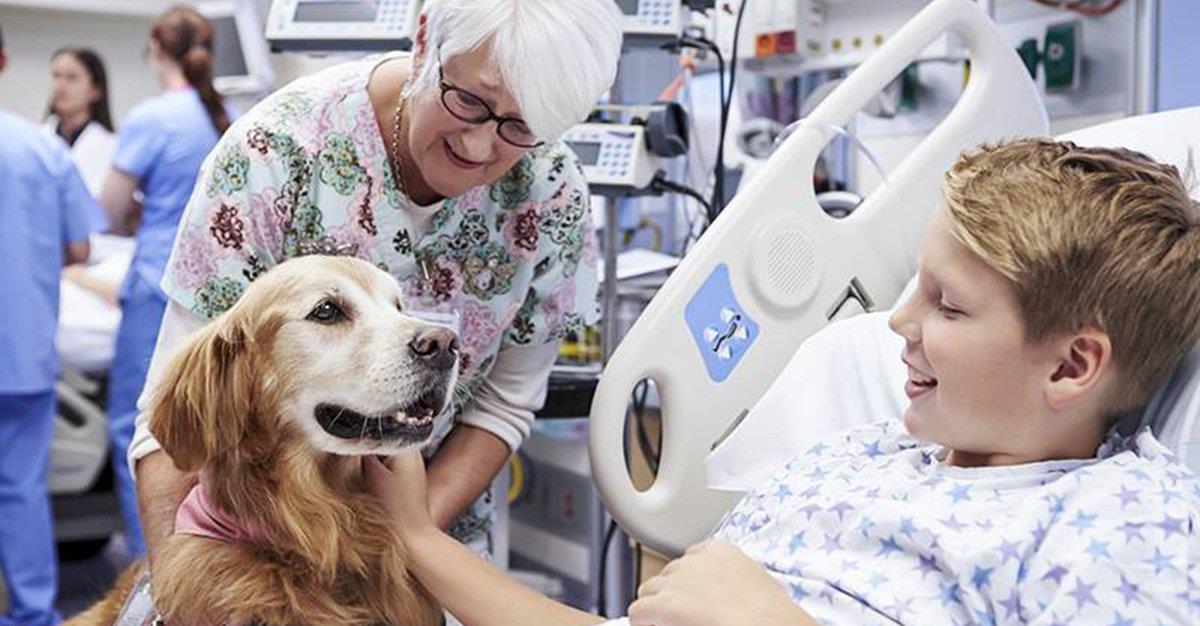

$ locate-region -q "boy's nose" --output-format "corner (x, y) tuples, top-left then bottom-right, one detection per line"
(888, 295), (920, 343)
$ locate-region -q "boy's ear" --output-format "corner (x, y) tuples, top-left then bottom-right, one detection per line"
(1045, 328), (1113, 411)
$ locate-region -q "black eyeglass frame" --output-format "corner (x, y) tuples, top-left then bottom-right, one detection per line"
(436, 54), (544, 149)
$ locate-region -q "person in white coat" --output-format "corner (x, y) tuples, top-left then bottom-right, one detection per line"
(43, 47), (116, 200)
(45, 47), (132, 374)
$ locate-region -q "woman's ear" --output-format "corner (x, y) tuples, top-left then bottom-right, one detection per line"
(1045, 328), (1113, 411)
(148, 316), (255, 472)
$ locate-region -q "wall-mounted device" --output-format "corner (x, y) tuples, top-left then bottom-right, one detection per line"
(1017, 20), (1082, 94)
(266, 0), (421, 52)
(199, 0), (275, 95)
(739, 0), (967, 74)
(563, 102), (689, 196)
(617, 0), (684, 44)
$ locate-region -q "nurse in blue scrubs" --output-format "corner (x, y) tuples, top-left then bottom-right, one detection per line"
(96, 6), (234, 558)
(0, 25), (102, 626)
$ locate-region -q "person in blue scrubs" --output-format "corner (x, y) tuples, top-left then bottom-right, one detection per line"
(95, 6), (234, 559)
(0, 25), (102, 626)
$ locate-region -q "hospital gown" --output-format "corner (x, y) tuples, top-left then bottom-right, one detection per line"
(708, 420), (1199, 625)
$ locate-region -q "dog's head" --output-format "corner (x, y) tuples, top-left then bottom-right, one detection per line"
(150, 256), (459, 472)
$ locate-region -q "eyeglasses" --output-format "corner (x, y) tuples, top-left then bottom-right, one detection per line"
(438, 57), (543, 149)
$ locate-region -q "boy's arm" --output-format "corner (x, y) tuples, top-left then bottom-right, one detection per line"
(629, 541), (818, 626)
(366, 455), (604, 626)
(405, 525), (604, 626)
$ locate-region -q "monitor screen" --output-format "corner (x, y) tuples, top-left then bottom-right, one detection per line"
(210, 15), (249, 79)
(567, 141), (603, 166)
(294, 0), (379, 23)
(616, 0), (640, 16)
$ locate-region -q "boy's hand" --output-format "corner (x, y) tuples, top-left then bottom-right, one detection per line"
(364, 452), (436, 539)
(628, 541), (815, 626)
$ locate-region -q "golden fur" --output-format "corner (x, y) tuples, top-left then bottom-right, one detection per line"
(66, 256), (445, 626)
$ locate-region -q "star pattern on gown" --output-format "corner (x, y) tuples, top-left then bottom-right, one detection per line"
(710, 422), (1198, 626)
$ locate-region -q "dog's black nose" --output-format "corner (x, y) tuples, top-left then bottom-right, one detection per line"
(409, 326), (459, 371)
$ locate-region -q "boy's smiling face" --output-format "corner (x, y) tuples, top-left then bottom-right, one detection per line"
(888, 207), (1104, 467)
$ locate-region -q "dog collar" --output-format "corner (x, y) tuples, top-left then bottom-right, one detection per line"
(175, 482), (267, 545)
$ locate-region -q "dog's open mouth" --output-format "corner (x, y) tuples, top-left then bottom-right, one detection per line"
(314, 390), (445, 442)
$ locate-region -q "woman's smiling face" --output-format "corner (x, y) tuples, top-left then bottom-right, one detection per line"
(404, 41), (533, 200)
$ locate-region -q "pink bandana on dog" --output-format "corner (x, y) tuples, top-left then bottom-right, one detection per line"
(175, 482), (267, 545)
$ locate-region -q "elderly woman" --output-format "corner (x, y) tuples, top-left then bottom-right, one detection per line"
(129, 0), (623, 570)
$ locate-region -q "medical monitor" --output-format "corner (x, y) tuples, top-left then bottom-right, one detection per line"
(266, 0), (421, 52)
(199, 1), (275, 96)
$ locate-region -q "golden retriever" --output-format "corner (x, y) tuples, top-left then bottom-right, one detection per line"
(67, 255), (457, 626)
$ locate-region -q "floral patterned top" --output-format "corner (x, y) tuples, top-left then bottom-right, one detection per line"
(164, 55), (599, 403)
(161, 56), (600, 546)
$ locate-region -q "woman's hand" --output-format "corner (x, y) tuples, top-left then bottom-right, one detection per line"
(628, 540), (816, 626)
(364, 452), (437, 540)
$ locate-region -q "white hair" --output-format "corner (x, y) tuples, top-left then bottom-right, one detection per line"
(412, 0), (624, 141)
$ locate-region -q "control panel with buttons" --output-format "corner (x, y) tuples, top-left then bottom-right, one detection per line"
(618, 0), (684, 40)
(563, 123), (662, 195)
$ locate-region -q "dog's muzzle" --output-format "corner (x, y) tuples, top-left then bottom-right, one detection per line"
(314, 386), (448, 443)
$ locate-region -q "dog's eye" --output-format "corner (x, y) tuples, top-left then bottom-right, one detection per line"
(308, 300), (345, 324)
(396, 299), (405, 313)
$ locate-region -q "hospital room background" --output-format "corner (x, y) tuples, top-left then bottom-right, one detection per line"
(0, 0), (1197, 620)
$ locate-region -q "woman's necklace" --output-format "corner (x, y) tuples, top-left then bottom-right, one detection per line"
(390, 86), (411, 198)
(390, 85), (433, 286)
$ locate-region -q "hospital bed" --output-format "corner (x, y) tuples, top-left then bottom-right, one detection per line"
(589, 0), (1200, 558)
(51, 234), (132, 554)
(52, 233), (131, 497)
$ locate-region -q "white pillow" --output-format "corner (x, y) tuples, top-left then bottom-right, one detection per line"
(707, 275), (1200, 490)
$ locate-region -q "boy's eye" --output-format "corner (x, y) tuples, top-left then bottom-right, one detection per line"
(937, 301), (964, 317)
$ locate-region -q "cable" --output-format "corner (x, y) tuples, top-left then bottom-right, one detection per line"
(651, 174), (714, 221)
(712, 0), (749, 220)
(680, 71), (713, 254)
(631, 379), (660, 475)
(662, 34), (725, 222)
(1026, 0), (1124, 16)
(596, 519), (621, 616)
(653, 174), (714, 254)
(633, 541), (644, 598)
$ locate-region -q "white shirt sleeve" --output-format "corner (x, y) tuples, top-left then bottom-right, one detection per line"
(127, 299), (207, 477)
(456, 341), (559, 452)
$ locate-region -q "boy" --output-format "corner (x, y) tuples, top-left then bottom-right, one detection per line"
(366, 139), (1200, 625)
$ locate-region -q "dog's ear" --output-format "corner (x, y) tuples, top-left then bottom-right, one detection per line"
(149, 314), (258, 473)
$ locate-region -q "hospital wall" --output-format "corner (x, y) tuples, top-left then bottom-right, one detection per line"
(0, 5), (160, 124)
(852, 0), (1144, 195)
(1157, 0), (1200, 112)
(0, 1), (343, 128)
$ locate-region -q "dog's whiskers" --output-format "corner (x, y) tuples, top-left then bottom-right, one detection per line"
(330, 406), (348, 429)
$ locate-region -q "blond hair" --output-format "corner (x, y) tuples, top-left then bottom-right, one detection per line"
(943, 138), (1200, 415)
